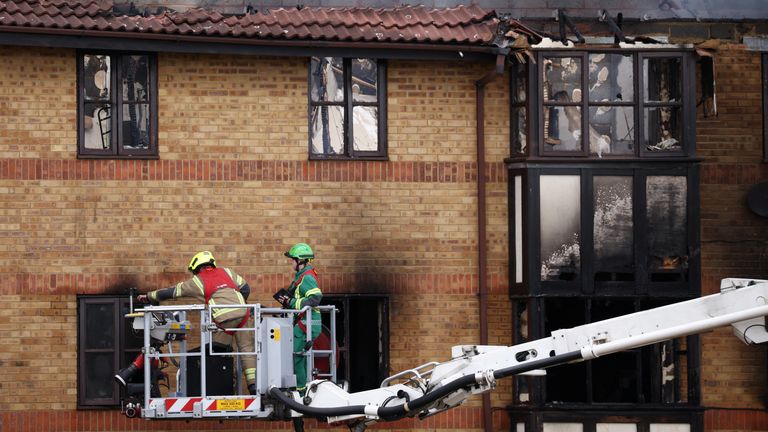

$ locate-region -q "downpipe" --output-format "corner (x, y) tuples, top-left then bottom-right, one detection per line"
(474, 51), (507, 432)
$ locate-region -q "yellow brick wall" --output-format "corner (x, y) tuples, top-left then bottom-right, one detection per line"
(697, 44), (768, 411)
(0, 45), (511, 430)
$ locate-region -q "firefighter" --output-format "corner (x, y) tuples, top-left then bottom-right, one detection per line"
(277, 243), (323, 395)
(136, 251), (258, 395)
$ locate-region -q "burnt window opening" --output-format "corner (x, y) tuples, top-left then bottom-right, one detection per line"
(321, 295), (389, 392)
(309, 58), (387, 160)
(511, 50), (695, 159)
(509, 48), (699, 432)
(763, 54), (768, 163)
(78, 52), (158, 159)
(509, 167), (697, 296)
(77, 296), (143, 408)
(515, 297), (690, 406)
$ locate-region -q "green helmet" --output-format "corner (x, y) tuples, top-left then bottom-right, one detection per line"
(284, 243), (314, 260)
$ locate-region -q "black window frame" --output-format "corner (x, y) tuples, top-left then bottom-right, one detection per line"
(308, 57), (388, 160)
(77, 295), (141, 408)
(763, 53), (768, 163)
(77, 51), (159, 159)
(510, 164), (700, 298)
(321, 294), (389, 393)
(517, 50), (695, 160)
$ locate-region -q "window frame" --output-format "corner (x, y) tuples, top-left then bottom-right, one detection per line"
(516, 164), (699, 298)
(307, 57), (388, 160)
(321, 294), (389, 392)
(77, 295), (141, 408)
(510, 295), (701, 410)
(763, 53), (768, 163)
(523, 50), (695, 160)
(77, 51), (159, 159)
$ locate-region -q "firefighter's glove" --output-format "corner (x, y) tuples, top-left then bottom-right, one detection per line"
(136, 294), (159, 306)
(277, 295), (291, 308)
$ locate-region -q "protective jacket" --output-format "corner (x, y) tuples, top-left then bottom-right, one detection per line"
(287, 265), (322, 331)
(147, 266), (250, 323)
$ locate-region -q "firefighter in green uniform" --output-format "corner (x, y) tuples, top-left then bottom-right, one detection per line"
(277, 243), (323, 395)
(136, 251), (258, 395)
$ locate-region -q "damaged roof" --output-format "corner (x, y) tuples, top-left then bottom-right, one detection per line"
(0, 0), (500, 45)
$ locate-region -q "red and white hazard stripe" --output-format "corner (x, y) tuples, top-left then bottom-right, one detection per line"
(148, 397), (259, 417)
(162, 397), (202, 414)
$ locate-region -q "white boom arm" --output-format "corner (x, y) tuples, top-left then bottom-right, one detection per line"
(270, 278), (768, 429)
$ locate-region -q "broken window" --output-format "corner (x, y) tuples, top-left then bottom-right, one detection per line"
(647, 176), (688, 282)
(78, 52), (157, 158)
(533, 51), (690, 159)
(309, 58), (387, 159)
(519, 168), (694, 292)
(762, 54), (768, 162)
(321, 295), (389, 392)
(542, 56), (583, 153)
(539, 175), (581, 282)
(541, 297), (690, 405)
(643, 57), (682, 153)
(78, 296), (143, 407)
(589, 53), (635, 157)
(511, 61), (529, 156)
(593, 176), (634, 281)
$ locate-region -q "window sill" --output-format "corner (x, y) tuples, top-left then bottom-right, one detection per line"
(77, 154), (160, 160)
(309, 155), (390, 162)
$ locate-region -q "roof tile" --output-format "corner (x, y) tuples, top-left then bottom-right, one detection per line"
(0, 1), (500, 46)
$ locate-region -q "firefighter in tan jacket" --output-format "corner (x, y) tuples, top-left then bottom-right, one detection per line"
(137, 251), (257, 394)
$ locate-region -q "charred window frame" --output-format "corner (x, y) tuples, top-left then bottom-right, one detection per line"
(77, 52), (158, 159)
(321, 295), (389, 393)
(511, 61), (530, 156)
(510, 296), (700, 405)
(77, 296), (142, 408)
(526, 51), (694, 159)
(763, 54), (768, 163)
(308, 58), (387, 160)
(508, 164), (701, 426)
(509, 166), (699, 297)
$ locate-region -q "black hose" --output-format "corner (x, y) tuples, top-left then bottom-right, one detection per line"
(268, 387), (367, 417)
(378, 350), (584, 420)
(377, 374), (476, 420)
(269, 349), (585, 422)
(494, 350), (583, 380)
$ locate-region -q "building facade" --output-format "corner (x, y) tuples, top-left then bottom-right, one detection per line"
(0, 1), (767, 432)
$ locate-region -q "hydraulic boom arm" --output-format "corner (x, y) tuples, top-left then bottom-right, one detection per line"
(271, 278), (768, 429)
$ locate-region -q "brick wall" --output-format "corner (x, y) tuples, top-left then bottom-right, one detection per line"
(0, 45), (511, 431)
(697, 43), (768, 428)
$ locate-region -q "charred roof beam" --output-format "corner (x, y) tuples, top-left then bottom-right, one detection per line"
(599, 10), (632, 44)
(555, 9), (585, 45)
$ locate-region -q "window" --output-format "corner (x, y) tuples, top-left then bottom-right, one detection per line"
(509, 166), (700, 429)
(321, 295), (388, 392)
(763, 53), (768, 162)
(78, 52), (158, 158)
(309, 58), (387, 159)
(78, 296), (142, 407)
(511, 61), (529, 156)
(512, 167), (697, 295)
(526, 51), (692, 159)
(509, 48), (700, 432)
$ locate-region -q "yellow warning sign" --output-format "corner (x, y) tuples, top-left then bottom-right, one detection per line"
(273, 328), (280, 341)
(217, 399), (245, 410)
